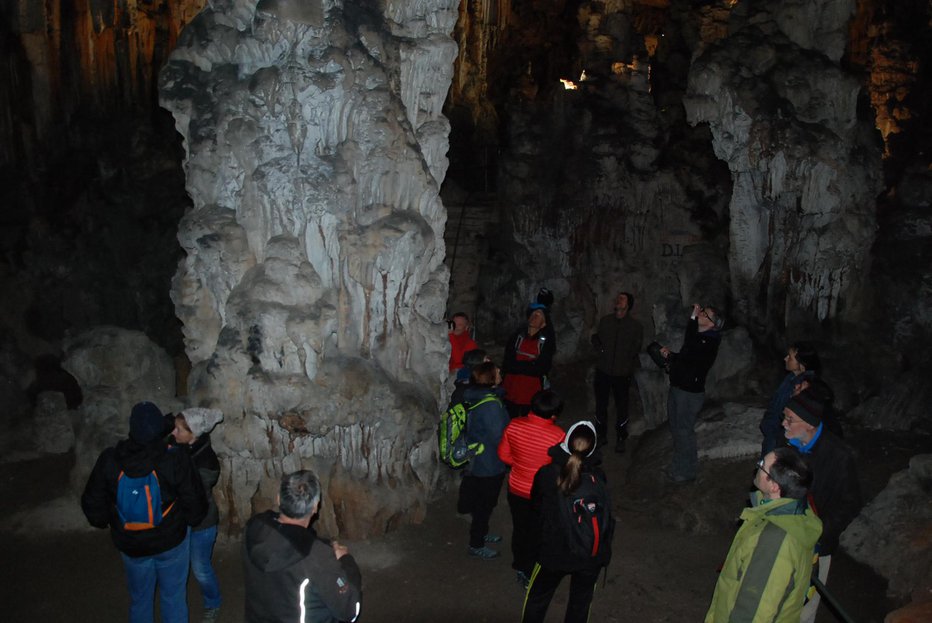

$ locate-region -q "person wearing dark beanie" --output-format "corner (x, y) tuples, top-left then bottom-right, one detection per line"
(129, 401), (166, 444)
(782, 387), (862, 623)
(81, 401), (207, 623)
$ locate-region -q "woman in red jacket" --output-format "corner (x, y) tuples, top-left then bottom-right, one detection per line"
(498, 390), (566, 586)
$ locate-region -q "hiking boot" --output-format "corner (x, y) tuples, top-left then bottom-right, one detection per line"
(483, 534), (502, 544)
(468, 546), (499, 559)
(202, 607), (220, 623)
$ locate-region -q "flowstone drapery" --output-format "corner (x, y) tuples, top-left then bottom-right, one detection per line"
(160, 0), (457, 537)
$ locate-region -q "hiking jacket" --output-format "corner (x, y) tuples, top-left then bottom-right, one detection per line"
(796, 429), (862, 555)
(81, 437), (207, 557)
(705, 494), (822, 623)
(532, 444), (613, 571)
(498, 414), (565, 499)
(668, 317), (721, 393)
(448, 331), (478, 372)
(462, 386), (509, 478)
(593, 313), (643, 377)
(501, 327), (555, 406)
(243, 511), (362, 623)
(187, 433), (221, 531)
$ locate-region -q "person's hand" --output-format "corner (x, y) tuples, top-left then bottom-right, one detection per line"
(332, 541), (349, 559)
(692, 303), (702, 316)
(660, 346), (671, 358)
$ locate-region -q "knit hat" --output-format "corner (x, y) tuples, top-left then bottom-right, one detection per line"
(785, 393), (823, 426)
(181, 407), (224, 438)
(462, 348), (487, 368)
(130, 401), (165, 444)
(560, 420), (598, 458)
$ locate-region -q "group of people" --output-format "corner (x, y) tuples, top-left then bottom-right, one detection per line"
(77, 291), (861, 623)
(81, 402), (362, 623)
(449, 292), (863, 623)
(81, 402), (224, 623)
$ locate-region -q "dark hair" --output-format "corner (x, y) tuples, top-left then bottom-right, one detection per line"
(791, 341), (821, 375)
(558, 424), (596, 495)
(470, 361), (498, 386)
(451, 311), (469, 322)
(462, 348), (487, 368)
(530, 389), (563, 418)
(619, 291), (635, 311)
(768, 448), (812, 500)
(279, 470), (321, 519)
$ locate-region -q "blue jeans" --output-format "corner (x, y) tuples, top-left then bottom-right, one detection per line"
(191, 525), (222, 609)
(667, 386), (706, 480)
(121, 531), (190, 623)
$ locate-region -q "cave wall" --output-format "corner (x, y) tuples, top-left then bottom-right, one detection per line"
(683, 0), (883, 341)
(445, 0), (928, 417)
(159, 0), (457, 537)
(0, 0), (207, 358)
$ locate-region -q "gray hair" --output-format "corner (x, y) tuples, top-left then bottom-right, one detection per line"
(279, 470), (321, 519)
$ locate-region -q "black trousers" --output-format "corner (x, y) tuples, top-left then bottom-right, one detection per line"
(593, 369), (631, 441)
(521, 563), (601, 623)
(507, 492), (538, 575)
(458, 473), (505, 549)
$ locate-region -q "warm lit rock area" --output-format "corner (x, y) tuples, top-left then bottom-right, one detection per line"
(1, 0), (931, 616)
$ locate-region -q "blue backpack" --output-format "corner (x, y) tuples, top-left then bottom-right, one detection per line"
(116, 470), (174, 531)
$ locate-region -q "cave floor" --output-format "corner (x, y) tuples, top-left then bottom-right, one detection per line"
(1, 387), (924, 622)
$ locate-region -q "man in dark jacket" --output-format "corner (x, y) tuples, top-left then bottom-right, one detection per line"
(81, 401), (207, 623)
(243, 470), (362, 623)
(660, 304), (722, 483)
(591, 291), (643, 453)
(782, 389), (862, 623)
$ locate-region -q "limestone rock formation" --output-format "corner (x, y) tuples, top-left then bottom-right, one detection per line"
(160, 0), (458, 537)
(841, 454), (932, 600)
(684, 0), (884, 341)
(62, 327), (179, 491)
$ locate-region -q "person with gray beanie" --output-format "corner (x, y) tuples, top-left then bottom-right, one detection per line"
(172, 408), (224, 622)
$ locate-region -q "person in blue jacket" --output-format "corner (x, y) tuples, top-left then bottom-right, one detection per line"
(759, 341), (820, 456)
(457, 361), (511, 559)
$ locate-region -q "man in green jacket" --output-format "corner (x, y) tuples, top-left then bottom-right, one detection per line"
(705, 448), (822, 623)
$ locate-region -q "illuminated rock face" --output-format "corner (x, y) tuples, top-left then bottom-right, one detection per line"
(684, 0), (883, 337)
(160, 0), (457, 537)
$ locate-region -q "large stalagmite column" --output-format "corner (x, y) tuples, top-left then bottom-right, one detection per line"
(159, 0), (458, 537)
(683, 0), (883, 339)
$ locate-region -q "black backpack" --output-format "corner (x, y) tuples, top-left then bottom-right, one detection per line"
(556, 472), (615, 566)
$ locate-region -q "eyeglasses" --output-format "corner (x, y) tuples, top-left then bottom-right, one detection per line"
(756, 458), (772, 479)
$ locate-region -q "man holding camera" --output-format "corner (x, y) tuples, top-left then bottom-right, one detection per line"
(660, 304), (722, 483)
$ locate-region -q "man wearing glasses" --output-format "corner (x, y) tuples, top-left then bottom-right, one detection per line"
(782, 389), (862, 623)
(705, 448), (822, 623)
(659, 303), (723, 483)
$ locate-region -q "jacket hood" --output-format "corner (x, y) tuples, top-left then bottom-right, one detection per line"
(114, 438), (166, 476)
(744, 495), (822, 550)
(244, 511), (316, 573)
(559, 421), (597, 457)
(463, 385), (505, 402)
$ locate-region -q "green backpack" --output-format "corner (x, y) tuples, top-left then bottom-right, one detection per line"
(438, 395), (500, 468)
